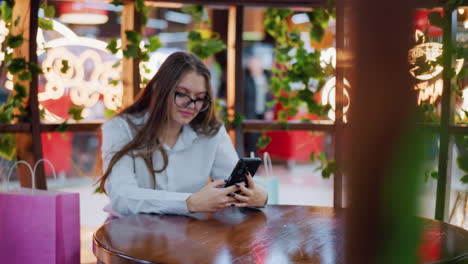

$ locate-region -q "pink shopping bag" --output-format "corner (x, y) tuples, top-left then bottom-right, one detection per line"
(0, 160), (80, 264)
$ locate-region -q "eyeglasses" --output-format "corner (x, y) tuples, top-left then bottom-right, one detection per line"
(174, 92), (211, 112)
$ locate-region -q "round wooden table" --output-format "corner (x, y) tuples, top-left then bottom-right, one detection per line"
(93, 205), (468, 264)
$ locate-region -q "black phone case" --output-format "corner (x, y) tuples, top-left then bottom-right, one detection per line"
(224, 158), (262, 188)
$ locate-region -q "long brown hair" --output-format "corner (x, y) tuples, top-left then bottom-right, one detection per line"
(98, 51), (221, 193)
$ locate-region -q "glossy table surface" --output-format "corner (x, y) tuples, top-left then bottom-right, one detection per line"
(93, 205), (468, 264)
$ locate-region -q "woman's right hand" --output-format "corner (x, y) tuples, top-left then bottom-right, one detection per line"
(186, 179), (240, 213)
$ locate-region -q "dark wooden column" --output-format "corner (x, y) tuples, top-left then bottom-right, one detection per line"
(435, 10), (457, 221)
(345, 0), (418, 263)
(227, 6), (244, 155)
(12, 0), (45, 189)
(333, 0), (345, 208)
(121, 2), (141, 107)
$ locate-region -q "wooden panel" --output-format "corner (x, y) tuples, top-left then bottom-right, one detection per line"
(147, 0), (327, 7)
(241, 120), (334, 132)
(12, 0), (46, 189)
(0, 124), (31, 133)
(345, 0), (417, 262)
(333, 0), (345, 209)
(121, 2), (141, 107)
(40, 122), (103, 132)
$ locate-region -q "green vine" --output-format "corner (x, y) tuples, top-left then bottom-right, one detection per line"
(263, 6), (336, 177)
(181, 5), (226, 59)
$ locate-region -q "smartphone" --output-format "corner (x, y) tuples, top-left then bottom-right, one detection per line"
(224, 157), (262, 188)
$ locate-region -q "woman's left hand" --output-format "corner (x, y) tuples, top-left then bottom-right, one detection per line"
(230, 172), (268, 208)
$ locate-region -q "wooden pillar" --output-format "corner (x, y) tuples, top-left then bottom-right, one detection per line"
(12, 0), (45, 189)
(227, 6), (244, 155)
(333, 0), (345, 208)
(121, 2), (141, 107)
(435, 10), (457, 221)
(345, 0), (418, 263)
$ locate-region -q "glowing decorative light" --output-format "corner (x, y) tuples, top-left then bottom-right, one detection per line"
(460, 88), (468, 120)
(321, 77), (350, 123)
(464, 20), (468, 29)
(319, 47), (350, 122)
(458, 8), (465, 15)
(409, 30), (464, 105)
(58, 2), (109, 25)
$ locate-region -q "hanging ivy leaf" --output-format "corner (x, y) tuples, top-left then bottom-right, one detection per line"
(18, 71), (32, 81)
(43, 5), (56, 18)
(256, 134), (272, 150)
(112, 61), (121, 68)
(106, 38), (119, 54)
(6, 34), (23, 48)
(55, 122), (69, 133)
(68, 106), (84, 121)
(104, 109), (116, 119)
(123, 45), (139, 58)
(461, 175), (468, 184)
(109, 79), (119, 86)
(110, 0), (124, 6)
(321, 159), (336, 179)
(125, 30), (141, 45)
(38, 18), (54, 30)
(147, 36), (162, 52)
(1, 2), (13, 22)
(7, 58), (27, 74)
(27, 62), (43, 74)
(428, 11), (445, 29)
(13, 83), (27, 98)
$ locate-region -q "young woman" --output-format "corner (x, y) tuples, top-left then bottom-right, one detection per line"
(98, 51), (268, 216)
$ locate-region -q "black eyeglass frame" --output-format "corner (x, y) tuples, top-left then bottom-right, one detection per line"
(173, 91), (212, 112)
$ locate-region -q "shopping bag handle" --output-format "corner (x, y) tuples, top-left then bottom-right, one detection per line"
(6, 160), (35, 193)
(263, 152), (273, 177)
(6, 159), (57, 193)
(33, 158), (57, 183)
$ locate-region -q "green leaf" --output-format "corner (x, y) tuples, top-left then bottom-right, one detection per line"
(38, 18), (54, 30)
(141, 52), (150, 62)
(428, 11), (445, 29)
(94, 185), (104, 194)
(461, 175), (468, 184)
(123, 45), (139, 58)
(68, 106), (84, 121)
(13, 15), (19, 26)
(0, 134), (16, 160)
(256, 134), (272, 150)
(125, 30), (141, 45)
(147, 36), (162, 52)
(104, 109), (116, 119)
(44, 5), (56, 18)
(18, 71), (32, 81)
(109, 79), (119, 86)
(110, 0), (124, 6)
(1, 2), (12, 22)
(106, 38), (119, 54)
(7, 58), (27, 74)
(135, 0), (145, 11)
(55, 122), (69, 133)
(60, 60), (69, 74)
(456, 154), (468, 172)
(27, 62), (43, 74)
(309, 152), (316, 163)
(112, 61), (121, 68)
(13, 83), (27, 98)
(6, 34), (23, 48)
